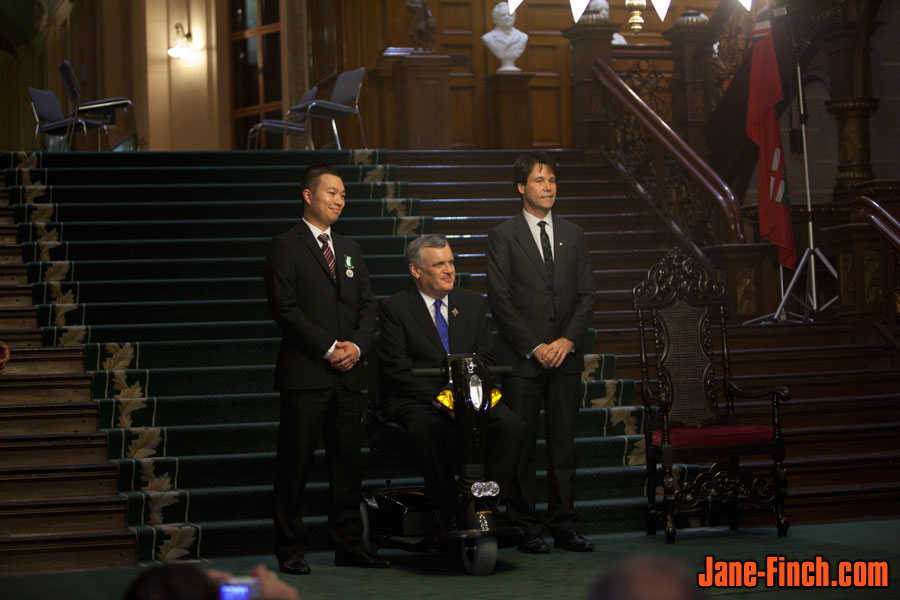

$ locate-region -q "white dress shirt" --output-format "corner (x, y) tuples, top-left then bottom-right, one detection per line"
(419, 289), (450, 327)
(522, 208), (554, 260)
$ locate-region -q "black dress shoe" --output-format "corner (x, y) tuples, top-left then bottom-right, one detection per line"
(334, 550), (390, 568)
(518, 534), (551, 554)
(554, 532), (595, 552)
(278, 556), (311, 575)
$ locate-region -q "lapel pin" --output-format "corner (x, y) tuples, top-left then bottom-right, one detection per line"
(452, 308), (459, 317)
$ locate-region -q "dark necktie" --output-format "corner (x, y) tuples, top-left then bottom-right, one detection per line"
(318, 233), (337, 280)
(434, 299), (450, 355)
(538, 221), (554, 279)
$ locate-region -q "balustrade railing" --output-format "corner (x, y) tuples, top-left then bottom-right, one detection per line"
(851, 196), (900, 338)
(592, 58), (743, 249)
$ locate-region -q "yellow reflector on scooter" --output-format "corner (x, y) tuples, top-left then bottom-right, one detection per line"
(436, 389), (454, 410)
(490, 388), (501, 407)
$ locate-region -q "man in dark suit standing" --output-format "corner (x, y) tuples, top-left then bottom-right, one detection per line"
(486, 151), (596, 554)
(378, 235), (525, 525)
(264, 165), (388, 574)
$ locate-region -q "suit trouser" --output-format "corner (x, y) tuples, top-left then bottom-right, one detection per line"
(503, 370), (581, 539)
(386, 400), (526, 515)
(273, 384), (363, 560)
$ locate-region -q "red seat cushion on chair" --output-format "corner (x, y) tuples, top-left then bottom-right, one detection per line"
(652, 425), (772, 447)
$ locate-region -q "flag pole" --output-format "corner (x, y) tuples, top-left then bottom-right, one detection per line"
(749, 0), (838, 324)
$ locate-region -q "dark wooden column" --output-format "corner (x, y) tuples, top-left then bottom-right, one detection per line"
(562, 12), (621, 150)
(486, 72), (534, 149)
(663, 10), (711, 157)
(393, 53), (452, 149)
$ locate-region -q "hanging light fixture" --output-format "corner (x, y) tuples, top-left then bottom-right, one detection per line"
(167, 22), (193, 58)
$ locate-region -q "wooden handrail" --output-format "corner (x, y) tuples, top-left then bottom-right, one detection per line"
(851, 196), (900, 252)
(592, 58), (744, 244)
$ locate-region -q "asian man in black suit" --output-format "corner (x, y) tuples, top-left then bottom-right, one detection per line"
(486, 151), (596, 554)
(378, 235), (526, 526)
(264, 164), (388, 574)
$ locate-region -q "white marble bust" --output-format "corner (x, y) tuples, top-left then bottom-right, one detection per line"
(481, 2), (528, 72)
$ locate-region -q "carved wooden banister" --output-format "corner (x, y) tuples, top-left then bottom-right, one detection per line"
(851, 194), (900, 338)
(851, 196), (900, 252)
(592, 58), (744, 247)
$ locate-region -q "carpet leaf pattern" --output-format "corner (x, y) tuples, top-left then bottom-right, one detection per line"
(113, 371), (145, 398)
(140, 459), (173, 491)
(155, 525), (197, 561)
(128, 428), (162, 459)
(43, 260), (70, 283)
(104, 343), (136, 370)
(117, 398), (148, 428)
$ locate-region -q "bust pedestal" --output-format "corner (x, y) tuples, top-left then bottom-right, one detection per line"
(486, 72), (534, 149)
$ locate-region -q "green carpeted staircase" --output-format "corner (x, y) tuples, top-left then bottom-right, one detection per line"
(0, 149), (662, 572)
(2, 148), (898, 575)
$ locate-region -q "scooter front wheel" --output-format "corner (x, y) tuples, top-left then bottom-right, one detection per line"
(460, 536), (497, 576)
(359, 501), (379, 557)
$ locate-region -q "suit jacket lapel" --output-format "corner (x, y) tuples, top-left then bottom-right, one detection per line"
(298, 222), (337, 287)
(512, 213), (551, 285)
(448, 289), (464, 354)
(407, 288), (446, 355)
(551, 214), (567, 287)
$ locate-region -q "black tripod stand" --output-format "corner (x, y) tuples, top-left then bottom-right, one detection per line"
(750, 1), (838, 323)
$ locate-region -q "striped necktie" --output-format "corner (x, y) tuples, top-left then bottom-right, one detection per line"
(318, 233), (337, 280)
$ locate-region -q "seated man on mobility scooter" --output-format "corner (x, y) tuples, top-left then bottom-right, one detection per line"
(376, 234), (527, 534)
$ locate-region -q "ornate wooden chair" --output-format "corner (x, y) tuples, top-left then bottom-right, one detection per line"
(633, 248), (790, 543)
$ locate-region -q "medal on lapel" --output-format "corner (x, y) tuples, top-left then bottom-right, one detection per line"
(344, 255), (355, 278)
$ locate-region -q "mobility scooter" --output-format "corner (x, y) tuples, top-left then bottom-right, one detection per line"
(361, 353), (523, 575)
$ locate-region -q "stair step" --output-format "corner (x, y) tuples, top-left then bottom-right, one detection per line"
(422, 196), (639, 216)
(0, 225), (16, 244)
(614, 344), (893, 380)
(387, 149), (585, 165)
(0, 432), (107, 467)
(0, 245), (22, 265)
(749, 451), (900, 488)
(0, 403), (98, 435)
(0, 265), (27, 285)
(0, 285), (31, 308)
(433, 214), (659, 235)
(0, 463), (118, 501)
(0, 329), (43, 348)
(0, 496), (126, 537)
(0, 529), (135, 574)
(397, 163), (611, 182)
(445, 231), (675, 254)
(3, 346), (85, 376)
(783, 421), (900, 456)
(0, 307), (36, 330)
(411, 180), (627, 199)
(0, 373), (92, 405)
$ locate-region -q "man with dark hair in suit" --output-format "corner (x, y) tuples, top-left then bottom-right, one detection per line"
(264, 164), (388, 575)
(378, 234), (525, 526)
(486, 151), (596, 554)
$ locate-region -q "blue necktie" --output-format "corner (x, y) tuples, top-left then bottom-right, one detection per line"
(434, 299), (450, 355)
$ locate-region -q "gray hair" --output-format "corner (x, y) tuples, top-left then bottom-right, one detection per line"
(405, 234), (450, 266)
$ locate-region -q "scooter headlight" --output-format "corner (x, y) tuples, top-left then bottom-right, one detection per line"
(470, 480), (500, 498)
(490, 387), (501, 407)
(436, 389), (454, 410)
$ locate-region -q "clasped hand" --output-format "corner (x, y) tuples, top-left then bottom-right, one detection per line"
(329, 341), (359, 372)
(535, 337), (574, 369)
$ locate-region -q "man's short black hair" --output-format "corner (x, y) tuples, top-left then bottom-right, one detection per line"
(512, 151), (559, 197)
(301, 164), (341, 194)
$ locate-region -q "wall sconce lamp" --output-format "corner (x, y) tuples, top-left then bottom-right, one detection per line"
(167, 22), (193, 58)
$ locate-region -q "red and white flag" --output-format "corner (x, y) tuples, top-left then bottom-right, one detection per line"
(746, 7), (797, 269)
